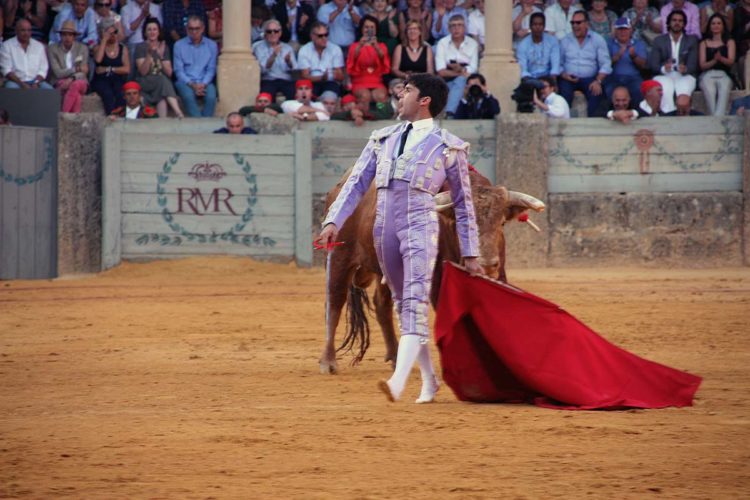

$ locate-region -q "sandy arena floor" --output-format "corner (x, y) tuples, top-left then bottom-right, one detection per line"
(1, 257), (749, 499)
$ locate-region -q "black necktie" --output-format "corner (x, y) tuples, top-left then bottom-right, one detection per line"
(397, 123), (413, 157)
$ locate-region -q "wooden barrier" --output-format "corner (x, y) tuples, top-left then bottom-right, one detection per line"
(102, 127), (312, 268)
(0, 126), (57, 279)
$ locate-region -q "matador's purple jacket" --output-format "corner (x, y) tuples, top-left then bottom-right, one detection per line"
(323, 121), (480, 337)
(323, 121), (480, 257)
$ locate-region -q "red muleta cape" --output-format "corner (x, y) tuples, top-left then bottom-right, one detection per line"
(434, 262), (701, 410)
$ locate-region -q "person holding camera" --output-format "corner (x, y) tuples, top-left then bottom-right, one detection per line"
(91, 18), (130, 115)
(454, 73), (499, 119)
(346, 15), (391, 106)
(533, 75), (570, 118)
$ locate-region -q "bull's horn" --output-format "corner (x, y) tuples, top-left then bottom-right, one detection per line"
(509, 191), (546, 212)
(434, 191), (453, 212)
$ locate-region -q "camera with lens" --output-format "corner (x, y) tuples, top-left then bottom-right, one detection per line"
(467, 84), (484, 101)
(511, 77), (545, 113)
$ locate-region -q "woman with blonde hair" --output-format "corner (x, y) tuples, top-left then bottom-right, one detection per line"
(391, 19), (434, 79)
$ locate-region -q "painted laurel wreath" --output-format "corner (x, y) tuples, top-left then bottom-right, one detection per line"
(135, 152), (276, 247)
(0, 136), (53, 186)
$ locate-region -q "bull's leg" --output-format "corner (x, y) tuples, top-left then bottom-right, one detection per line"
(373, 279), (398, 369)
(320, 251), (351, 374)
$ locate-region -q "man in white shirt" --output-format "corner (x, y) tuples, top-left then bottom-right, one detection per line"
(544, 0), (583, 40)
(297, 21), (345, 97)
(435, 14), (479, 117)
(280, 79), (330, 121)
(533, 75), (570, 118)
(0, 19), (52, 89)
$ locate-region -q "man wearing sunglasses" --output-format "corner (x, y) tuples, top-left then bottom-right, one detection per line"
(298, 21), (345, 97)
(558, 10), (611, 117)
(252, 18), (297, 101)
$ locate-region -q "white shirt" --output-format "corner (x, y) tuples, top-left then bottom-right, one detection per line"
(125, 105), (141, 119)
(296, 41), (344, 80)
(663, 33), (683, 73)
(0, 36), (48, 82)
(544, 2), (583, 40)
(543, 92), (570, 118)
(435, 35), (479, 74)
(467, 9), (485, 45)
(120, 1), (163, 45)
(402, 117), (434, 154)
(281, 99), (329, 121)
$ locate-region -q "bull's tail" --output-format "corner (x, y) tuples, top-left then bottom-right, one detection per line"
(337, 284), (372, 365)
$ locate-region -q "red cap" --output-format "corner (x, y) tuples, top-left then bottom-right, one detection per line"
(640, 80), (662, 96)
(122, 81), (141, 92)
(295, 79), (313, 89)
(341, 94), (357, 105)
(256, 92), (273, 103)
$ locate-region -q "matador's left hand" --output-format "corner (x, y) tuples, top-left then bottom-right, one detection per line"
(463, 257), (484, 276)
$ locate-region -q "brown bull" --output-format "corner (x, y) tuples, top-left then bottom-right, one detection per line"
(319, 168), (544, 374)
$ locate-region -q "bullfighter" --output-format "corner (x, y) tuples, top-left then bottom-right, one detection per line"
(315, 73), (483, 404)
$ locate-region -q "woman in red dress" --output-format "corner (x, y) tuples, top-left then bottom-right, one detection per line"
(346, 15), (391, 106)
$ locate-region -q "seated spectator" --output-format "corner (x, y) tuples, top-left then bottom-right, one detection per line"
(253, 19), (297, 101)
(0, 19), (52, 89)
(454, 72), (500, 119)
(2, 0), (49, 43)
(666, 93), (704, 116)
(660, 0), (700, 37)
(135, 18), (184, 118)
(370, 0), (400, 56)
(468, 0), (484, 52)
(163, 0), (206, 43)
(239, 92), (283, 117)
(729, 93), (750, 115)
(214, 111), (258, 134)
(331, 93), (366, 126)
(435, 13), (478, 116)
(48, 20), (89, 113)
(512, 0), (542, 45)
(319, 90), (339, 115)
(605, 86), (639, 123)
(431, 0), (467, 44)
(637, 79), (667, 116)
(317, 0), (361, 53)
(648, 9), (698, 114)
(622, 0), (662, 46)
(588, 0), (617, 40)
(93, 0), (126, 43)
(110, 81), (157, 119)
(606, 17), (647, 104)
(391, 19), (434, 79)
(367, 77), (403, 120)
(281, 79), (330, 121)
(698, 13), (735, 116)
(121, 0), (164, 52)
(49, 0), (98, 47)
(558, 11), (612, 117)
(544, 0), (583, 40)
(272, 0), (315, 52)
(532, 75), (570, 118)
(91, 18), (129, 115)
(700, 0), (733, 34)
(398, 0), (432, 45)
(174, 15), (218, 117)
(346, 15), (391, 105)
(517, 12), (561, 81)
(297, 21), (345, 97)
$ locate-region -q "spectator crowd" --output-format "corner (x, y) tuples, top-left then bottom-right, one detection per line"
(0, 0), (747, 124)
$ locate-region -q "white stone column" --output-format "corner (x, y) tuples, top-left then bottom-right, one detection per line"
(216, 0), (259, 116)
(479, 1), (520, 115)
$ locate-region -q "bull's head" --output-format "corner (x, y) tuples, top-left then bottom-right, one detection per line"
(434, 186), (545, 279)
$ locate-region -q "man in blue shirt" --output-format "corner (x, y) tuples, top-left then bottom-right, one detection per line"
(173, 16), (218, 117)
(316, 0), (361, 52)
(605, 17), (647, 104)
(558, 10), (612, 117)
(49, 0), (98, 47)
(252, 19), (298, 101)
(516, 12), (561, 81)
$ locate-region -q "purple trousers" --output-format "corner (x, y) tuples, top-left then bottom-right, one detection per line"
(374, 180), (439, 338)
